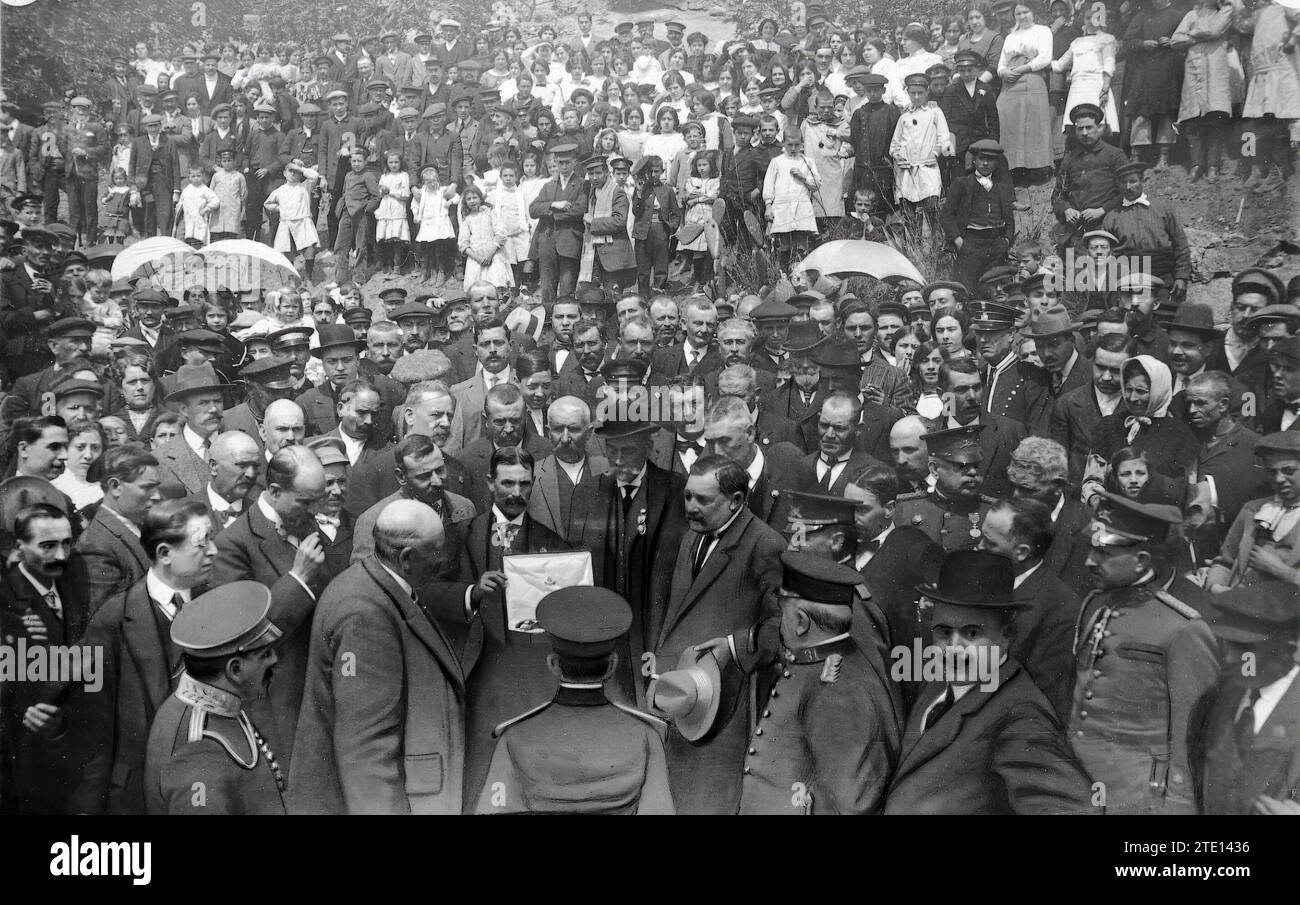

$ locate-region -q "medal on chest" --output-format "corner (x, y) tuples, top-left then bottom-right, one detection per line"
(969, 510), (981, 539)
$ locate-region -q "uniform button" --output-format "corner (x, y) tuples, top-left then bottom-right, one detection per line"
(748, 748), (756, 755)
(1079, 711), (1087, 719)
(1093, 670), (1101, 678)
(754, 728), (763, 736)
(1084, 691), (1093, 699)
(763, 710), (771, 718)
(782, 670), (791, 678)
(743, 766), (752, 775)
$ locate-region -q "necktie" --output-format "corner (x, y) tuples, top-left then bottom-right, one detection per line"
(171, 593), (185, 615)
(922, 685), (956, 732)
(621, 484), (635, 518)
(1051, 372), (1064, 395)
(688, 349), (699, 369)
(861, 538), (881, 555)
(45, 590), (61, 621)
(692, 532), (713, 578)
(1235, 688), (1261, 751)
(819, 457), (839, 491)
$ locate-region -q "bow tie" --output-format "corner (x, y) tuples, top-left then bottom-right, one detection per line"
(315, 514), (340, 528)
(677, 440), (704, 454)
(861, 538), (882, 555)
(1122, 196), (1150, 207)
(1287, 401), (1300, 414)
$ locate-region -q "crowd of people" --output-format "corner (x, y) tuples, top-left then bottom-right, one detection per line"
(0, 4), (1299, 816)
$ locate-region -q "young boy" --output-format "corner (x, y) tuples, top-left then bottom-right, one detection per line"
(830, 188), (887, 241)
(890, 72), (952, 231)
(334, 149), (380, 284)
(848, 72), (901, 216)
(177, 165), (220, 247)
(939, 139), (1014, 295)
(630, 154), (680, 296)
(265, 162), (323, 282)
(208, 148), (246, 242)
(764, 130), (821, 271)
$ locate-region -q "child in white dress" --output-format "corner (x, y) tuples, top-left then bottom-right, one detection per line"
(411, 165), (459, 286)
(209, 148), (246, 241)
(763, 131), (821, 271)
(678, 150), (721, 292)
(488, 159), (531, 287)
(890, 73), (953, 231)
(458, 184), (513, 290)
(263, 162), (322, 280)
(375, 151), (412, 272)
(177, 166), (220, 246)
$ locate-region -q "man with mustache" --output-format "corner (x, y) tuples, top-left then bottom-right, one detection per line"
(893, 424), (996, 552)
(1049, 332), (1130, 485)
(73, 444), (161, 612)
(1117, 273), (1171, 364)
(222, 356), (299, 454)
(649, 296), (680, 349)
(446, 317), (516, 455)
(323, 380), (391, 472)
(155, 362), (229, 499)
(553, 319), (609, 414)
(938, 358), (1026, 499)
(144, 581), (287, 814)
(527, 396), (608, 544)
(0, 504), (89, 813)
(61, 499), (218, 814)
(455, 383), (553, 512)
(296, 325), (403, 442)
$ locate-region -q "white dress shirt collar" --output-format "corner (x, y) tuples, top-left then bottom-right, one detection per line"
(146, 567), (191, 620)
(183, 425), (209, 459)
(491, 505), (525, 526)
(1240, 666), (1300, 734)
(379, 560), (414, 599)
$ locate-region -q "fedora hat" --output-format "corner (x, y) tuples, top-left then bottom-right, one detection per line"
(647, 646), (744, 743)
(165, 362), (231, 402)
(1022, 304), (1081, 339)
(916, 550), (1027, 608)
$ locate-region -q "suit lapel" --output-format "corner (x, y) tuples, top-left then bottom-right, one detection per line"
(896, 662), (1023, 778)
(99, 508), (150, 572)
(248, 502), (295, 571)
(658, 510), (748, 646)
(365, 559), (465, 692)
(537, 456), (562, 532)
(122, 583), (174, 712)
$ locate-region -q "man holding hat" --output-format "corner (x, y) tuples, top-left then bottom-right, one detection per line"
(1101, 162), (1190, 300)
(530, 142), (588, 305)
(129, 111), (181, 238)
(1051, 102), (1127, 246)
(894, 424), (997, 552)
(61, 96), (109, 246)
(143, 581), (286, 814)
(476, 587), (673, 814)
(1070, 491), (1218, 814)
(1193, 587), (1300, 814)
(882, 550), (1095, 814)
(939, 139), (1014, 295)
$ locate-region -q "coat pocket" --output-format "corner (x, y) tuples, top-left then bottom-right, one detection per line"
(1117, 643), (1165, 663)
(403, 753), (444, 796)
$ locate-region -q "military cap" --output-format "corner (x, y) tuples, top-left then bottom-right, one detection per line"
(1233, 267), (1286, 304)
(776, 551), (868, 606)
(132, 286), (170, 306)
(1248, 303), (1300, 330)
(1164, 303), (1218, 338)
(312, 324), (365, 356)
(297, 102), (322, 116)
(903, 73), (931, 90)
(636, 18), (656, 26)
(1020, 272), (1054, 295)
(665, 20), (687, 32)
(750, 297), (799, 321)
(1203, 584), (1300, 644)
(239, 354), (297, 389)
(8, 193), (42, 213)
(968, 139), (1005, 158)
(731, 114), (760, 130)
(423, 102), (448, 118)
(52, 379), (104, 401)
(243, 334), (274, 353)
(550, 142), (579, 158)
(175, 328), (227, 351)
(810, 340), (861, 369)
(366, 78), (391, 92)
(1070, 103), (1105, 124)
(922, 424), (985, 464)
(608, 155), (632, 171)
(1256, 430), (1300, 456)
(1003, 287), (1028, 307)
(916, 550), (1026, 608)
(783, 491), (859, 530)
(1090, 491), (1182, 546)
(158, 91), (179, 105)
(391, 301), (436, 321)
(536, 586), (633, 659)
(378, 287), (408, 303)
(18, 224), (57, 246)
(267, 325), (316, 348)
(954, 49), (985, 67)
(69, 96), (93, 109)
(46, 316), (97, 338)
(306, 436), (349, 468)
(342, 306), (373, 324)
(615, 21), (634, 32)
(926, 63), (952, 78)
(1023, 304), (1081, 339)
(172, 582), (282, 659)
(357, 101), (382, 116)
(922, 279), (968, 300)
(324, 89), (349, 102)
(600, 358), (648, 382)
(1115, 161), (1148, 181)
(967, 300), (1019, 332)
(41, 100), (65, 111)
(583, 154), (609, 170)
(165, 362), (232, 402)
(1115, 272), (1164, 293)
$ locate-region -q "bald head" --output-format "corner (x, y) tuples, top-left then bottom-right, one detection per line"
(375, 499), (445, 582)
(890, 415), (931, 486)
(547, 395), (593, 464)
(209, 430), (261, 502)
(261, 399), (306, 454)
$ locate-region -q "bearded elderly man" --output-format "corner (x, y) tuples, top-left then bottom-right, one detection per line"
(526, 396), (608, 543)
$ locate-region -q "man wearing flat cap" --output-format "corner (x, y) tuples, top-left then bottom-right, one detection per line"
(144, 581), (287, 814)
(61, 96), (110, 247)
(476, 587), (673, 814)
(1205, 267), (1287, 388)
(129, 111), (181, 238)
(9, 316), (96, 410)
(894, 424), (998, 552)
(1052, 102), (1128, 247)
(882, 550), (1095, 814)
(375, 31), (418, 91)
(320, 87), (364, 246)
(848, 72), (901, 214)
(1191, 586), (1300, 814)
(1102, 162), (1190, 300)
(1070, 491), (1219, 814)
(530, 142), (588, 305)
(940, 139), (1014, 295)
(584, 154), (635, 291)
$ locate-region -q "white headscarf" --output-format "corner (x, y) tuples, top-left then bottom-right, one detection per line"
(1121, 354), (1172, 443)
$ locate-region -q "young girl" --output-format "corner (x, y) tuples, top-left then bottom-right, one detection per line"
(264, 162), (322, 281)
(1107, 446), (1151, 500)
(99, 167), (139, 244)
(177, 165), (221, 247)
(375, 150), (412, 273)
(678, 150), (721, 292)
(458, 183), (512, 290)
(618, 106), (648, 165)
(209, 148), (246, 242)
(670, 120), (706, 197)
(763, 131), (821, 271)
(488, 160), (531, 287)
(411, 165), (458, 286)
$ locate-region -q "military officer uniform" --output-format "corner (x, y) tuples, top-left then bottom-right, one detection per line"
(1069, 493), (1220, 815)
(893, 425), (996, 552)
(475, 587), (674, 815)
(143, 582), (288, 815)
(734, 553), (901, 815)
(970, 300), (1042, 424)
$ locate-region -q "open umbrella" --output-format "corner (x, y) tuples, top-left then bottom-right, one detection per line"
(108, 237), (194, 282)
(199, 238), (299, 292)
(796, 240), (927, 285)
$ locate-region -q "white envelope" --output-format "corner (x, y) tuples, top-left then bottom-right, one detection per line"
(502, 552), (594, 634)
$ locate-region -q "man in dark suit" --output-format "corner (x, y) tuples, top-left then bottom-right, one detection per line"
(552, 318), (609, 414)
(1050, 332), (1129, 485)
(712, 363), (800, 448)
(939, 51), (1000, 167)
(1259, 334), (1300, 434)
(1206, 268), (1283, 400)
(453, 446), (570, 807)
(291, 499), (467, 814)
(0, 505), (90, 814)
(193, 51), (233, 114)
(0, 225), (59, 382)
(212, 446), (334, 771)
(295, 327), (404, 440)
(940, 358), (1026, 498)
(882, 551), (1096, 814)
(795, 393), (887, 496)
(1191, 591), (1300, 815)
(1022, 305), (1092, 437)
(455, 383), (553, 512)
(652, 456), (786, 815)
(8, 315), (96, 411)
(649, 295), (723, 383)
(528, 142), (588, 304)
(73, 445), (159, 613)
(526, 396), (608, 543)
(702, 396), (805, 525)
(121, 287), (175, 359)
(128, 114), (181, 237)
(320, 382), (394, 479)
(1005, 437), (1093, 591)
(305, 437), (355, 576)
(155, 363), (230, 500)
(60, 500), (215, 814)
(324, 33), (360, 85)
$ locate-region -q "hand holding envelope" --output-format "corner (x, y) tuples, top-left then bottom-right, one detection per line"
(502, 552), (595, 634)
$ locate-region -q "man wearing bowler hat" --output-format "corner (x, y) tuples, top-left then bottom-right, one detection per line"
(939, 139), (1014, 295)
(530, 142), (588, 305)
(476, 587), (673, 814)
(894, 424), (997, 552)
(296, 324), (403, 440)
(1070, 491), (1218, 814)
(144, 581), (287, 814)
(882, 550), (1095, 814)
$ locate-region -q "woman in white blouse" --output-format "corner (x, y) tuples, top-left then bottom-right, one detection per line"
(862, 39), (907, 107)
(1051, 1), (1119, 132)
(996, 2), (1056, 172)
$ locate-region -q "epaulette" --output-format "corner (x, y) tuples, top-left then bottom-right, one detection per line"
(1153, 589), (1200, 620)
(896, 490), (928, 502)
(612, 701), (669, 738)
(492, 700), (551, 738)
(186, 706), (258, 769)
